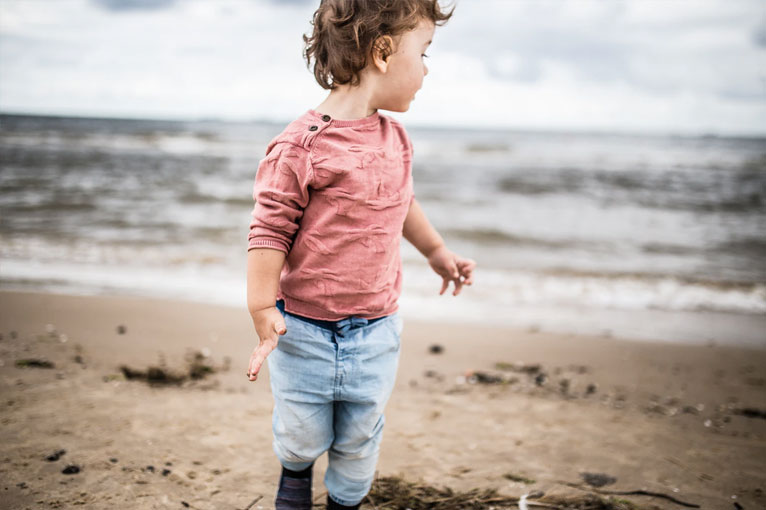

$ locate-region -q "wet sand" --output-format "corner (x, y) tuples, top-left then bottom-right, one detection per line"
(0, 290), (764, 509)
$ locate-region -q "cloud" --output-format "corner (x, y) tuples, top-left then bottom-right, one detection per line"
(0, 0), (763, 135)
(265, 0), (316, 5)
(91, 0), (177, 11)
(439, 0), (765, 103)
(753, 19), (766, 47)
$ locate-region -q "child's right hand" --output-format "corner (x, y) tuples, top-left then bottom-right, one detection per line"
(247, 306), (287, 382)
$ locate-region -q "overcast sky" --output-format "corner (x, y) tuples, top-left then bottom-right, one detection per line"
(1, 0), (764, 135)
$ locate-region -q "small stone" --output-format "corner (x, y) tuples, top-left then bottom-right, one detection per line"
(109, 458), (118, 463)
(161, 468), (171, 476)
(62, 464), (80, 475)
(428, 344), (444, 354)
(117, 325), (127, 335)
(580, 472), (617, 487)
(46, 449), (66, 461)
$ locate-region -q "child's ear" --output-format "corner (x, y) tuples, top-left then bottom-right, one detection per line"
(371, 35), (394, 73)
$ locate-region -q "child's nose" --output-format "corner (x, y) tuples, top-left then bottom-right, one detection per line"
(423, 63), (429, 76)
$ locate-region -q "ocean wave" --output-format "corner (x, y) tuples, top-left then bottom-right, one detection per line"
(404, 265), (766, 315)
(442, 228), (611, 251)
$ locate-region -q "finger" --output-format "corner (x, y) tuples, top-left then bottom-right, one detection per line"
(439, 277), (449, 295)
(450, 260), (460, 279)
(248, 342), (275, 380)
(457, 264), (475, 285)
(273, 318), (287, 335)
(452, 276), (464, 296)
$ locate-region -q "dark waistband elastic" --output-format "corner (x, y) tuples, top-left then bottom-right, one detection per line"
(276, 299), (385, 332)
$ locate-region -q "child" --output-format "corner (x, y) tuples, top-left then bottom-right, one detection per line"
(245, 1), (474, 508)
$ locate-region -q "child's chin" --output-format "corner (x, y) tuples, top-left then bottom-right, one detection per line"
(386, 102), (411, 113)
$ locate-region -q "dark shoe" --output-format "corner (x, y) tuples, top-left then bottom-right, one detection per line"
(275, 464), (313, 510)
(326, 493), (361, 510)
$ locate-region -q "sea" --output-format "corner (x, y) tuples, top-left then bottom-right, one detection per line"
(1, 113), (764, 347)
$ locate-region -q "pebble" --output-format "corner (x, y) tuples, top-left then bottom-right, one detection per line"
(46, 449), (66, 461)
(580, 472), (616, 487)
(428, 344), (444, 354)
(62, 464), (80, 474)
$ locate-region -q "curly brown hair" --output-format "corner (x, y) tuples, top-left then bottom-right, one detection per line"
(302, 0), (455, 90)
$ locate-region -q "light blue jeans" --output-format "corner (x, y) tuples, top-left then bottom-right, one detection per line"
(267, 304), (403, 507)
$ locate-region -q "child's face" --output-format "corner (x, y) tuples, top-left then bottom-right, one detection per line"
(375, 19), (435, 112)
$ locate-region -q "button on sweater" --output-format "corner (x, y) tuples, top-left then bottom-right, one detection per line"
(247, 109), (415, 321)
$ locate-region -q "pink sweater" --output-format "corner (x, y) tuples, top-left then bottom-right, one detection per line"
(247, 109), (414, 320)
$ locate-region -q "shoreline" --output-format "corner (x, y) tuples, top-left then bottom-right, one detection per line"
(2, 284), (765, 349)
(1, 290), (765, 509)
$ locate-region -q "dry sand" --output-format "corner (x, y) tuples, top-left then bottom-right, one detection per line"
(0, 290), (764, 509)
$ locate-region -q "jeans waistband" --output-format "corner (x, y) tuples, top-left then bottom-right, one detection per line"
(276, 299), (385, 333)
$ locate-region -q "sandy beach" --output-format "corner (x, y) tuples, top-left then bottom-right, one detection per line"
(1, 290), (764, 509)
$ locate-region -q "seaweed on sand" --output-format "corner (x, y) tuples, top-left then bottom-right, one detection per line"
(363, 475), (652, 510)
(118, 348), (222, 386)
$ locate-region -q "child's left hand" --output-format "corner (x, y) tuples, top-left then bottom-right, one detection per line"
(427, 245), (476, 296)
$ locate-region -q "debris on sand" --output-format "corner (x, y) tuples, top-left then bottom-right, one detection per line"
(457, 369), (524, 386)
(733, 406), (766, 420)
(186, 350), (215, 380)
(581, 472), (617, 488)
(465, 370), (508, 385)
(366, 475), (520, 509)
(15, 358), (55, 369)
(365, 475), (650, 510)
(503, 472), (536, 484)
(495, 362), (542, 374)
(62, 464), (80, 475)
(45, 449), (66, 461)
(120, 365), (186, 386)
(428, 344), (444, 354)
(118, 348), (227, 387)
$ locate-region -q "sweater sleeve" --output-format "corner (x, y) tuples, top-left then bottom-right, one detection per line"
(247, 142), (313, 254)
